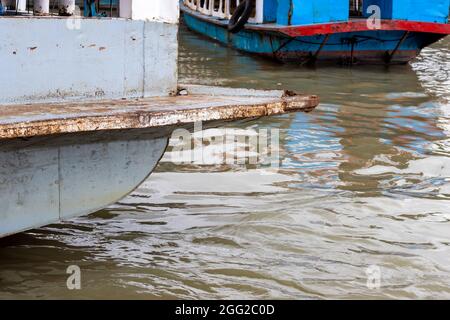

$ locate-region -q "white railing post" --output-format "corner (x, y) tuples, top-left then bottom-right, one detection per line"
(184, 0), (262, 22)
(218, 0), (223, 16)
(209, 0), (214, 15)
(2, 0), (26, 10)
(34, 0), (50, 15)
(58, 0), (76, 16)
(253, 0), (263, 23)
(18, 0), (26, 10)
(183, 0), (196, 11)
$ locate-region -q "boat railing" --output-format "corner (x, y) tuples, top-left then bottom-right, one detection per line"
(0, 0), (119, 17)
(183, 0), (263, 24)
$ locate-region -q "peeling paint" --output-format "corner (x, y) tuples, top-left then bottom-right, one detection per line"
(0, 86), (318, 140)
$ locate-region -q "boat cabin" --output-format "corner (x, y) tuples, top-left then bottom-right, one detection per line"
(361, 0), (450, 23)
(275, 0), (450, 25)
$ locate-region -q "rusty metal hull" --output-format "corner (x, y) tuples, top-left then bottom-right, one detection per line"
(0, 86), (318, 238)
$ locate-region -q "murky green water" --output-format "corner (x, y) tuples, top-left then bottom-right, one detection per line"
(0, 26), (449, 299)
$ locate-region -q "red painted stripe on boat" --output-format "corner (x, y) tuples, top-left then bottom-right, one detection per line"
(274, 20), (450, 37)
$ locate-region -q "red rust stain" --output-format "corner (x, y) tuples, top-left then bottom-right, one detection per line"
(99, 47), (106, 51)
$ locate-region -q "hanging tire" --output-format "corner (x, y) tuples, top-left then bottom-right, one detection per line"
(228, 0), (253, 34)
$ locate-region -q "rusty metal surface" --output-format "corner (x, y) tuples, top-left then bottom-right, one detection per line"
(0, 86), (319, 140)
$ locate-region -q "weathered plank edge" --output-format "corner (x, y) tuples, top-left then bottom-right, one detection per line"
(0, 88), (319, 140)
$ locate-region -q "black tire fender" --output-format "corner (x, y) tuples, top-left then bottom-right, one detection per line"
(228, 0), (253, 34)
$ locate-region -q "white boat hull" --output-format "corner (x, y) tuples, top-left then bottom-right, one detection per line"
(0, 129), (169, 238)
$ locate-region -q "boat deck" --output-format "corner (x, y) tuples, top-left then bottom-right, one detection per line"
(0, 85), (318, 139)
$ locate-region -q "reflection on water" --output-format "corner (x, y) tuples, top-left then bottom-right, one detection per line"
(0, 26), (449, 299)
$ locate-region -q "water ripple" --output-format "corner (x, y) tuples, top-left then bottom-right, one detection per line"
(0, 28), (449, 299)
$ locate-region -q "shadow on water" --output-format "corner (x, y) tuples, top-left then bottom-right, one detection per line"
(0, 25), (449, 299)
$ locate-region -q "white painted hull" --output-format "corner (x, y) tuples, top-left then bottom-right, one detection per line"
(0, 130), (169, 238)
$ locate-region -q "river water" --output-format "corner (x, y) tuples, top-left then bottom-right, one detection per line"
(0, 26), (449, 299)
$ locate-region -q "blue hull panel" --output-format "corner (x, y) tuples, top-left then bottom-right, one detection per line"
(182, 12), (444, 65)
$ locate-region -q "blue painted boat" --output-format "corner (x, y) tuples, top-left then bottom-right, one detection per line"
(181, 0), (450, 65)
